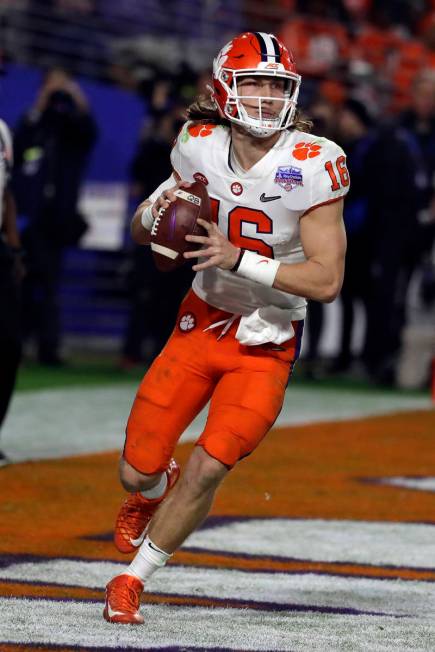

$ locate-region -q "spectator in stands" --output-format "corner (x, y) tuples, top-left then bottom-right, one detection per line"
(0, 117), (24, 466)
(360, 109), (425, 384)
(332, 98), (375, 372)
(349, 5), (400, 76)
(244, 0), (296, 34)
(399, 69), (435, 253)
(121, 104), (193, 368)
(341, 0), (371, 25)
(13, 68), (97, 366)
(279, 0), (349, 79)
(394, 70), (435, 385)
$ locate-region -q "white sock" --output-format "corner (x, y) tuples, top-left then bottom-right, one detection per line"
(126, 536), (171, 583)
(140, 473), (167, 500)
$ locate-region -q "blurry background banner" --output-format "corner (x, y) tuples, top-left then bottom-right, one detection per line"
(0, 0), (433, 387)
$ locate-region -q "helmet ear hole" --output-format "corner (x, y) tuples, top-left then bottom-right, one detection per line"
(224, 98), (238, 118)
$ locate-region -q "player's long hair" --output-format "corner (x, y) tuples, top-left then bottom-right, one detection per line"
(186, 94), (313, 133)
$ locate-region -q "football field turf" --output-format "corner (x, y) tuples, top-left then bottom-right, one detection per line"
(0, 368), (434, 651)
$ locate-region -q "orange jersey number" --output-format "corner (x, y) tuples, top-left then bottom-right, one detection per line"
(210, 200), (274, 257)
(325, 155), (349, 191)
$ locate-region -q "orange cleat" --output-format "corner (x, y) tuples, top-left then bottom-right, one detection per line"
(114, 458), (180, 554)
(103, 573), (144, 624)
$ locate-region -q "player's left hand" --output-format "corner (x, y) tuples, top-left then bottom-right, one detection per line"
(184, 218), (240, 272)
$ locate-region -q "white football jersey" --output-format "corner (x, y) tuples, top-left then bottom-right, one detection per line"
(0, 118), (13, 229)
(169, 121), (349, 319)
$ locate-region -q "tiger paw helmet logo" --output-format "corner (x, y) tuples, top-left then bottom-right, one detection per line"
(292, 142), (322, 160)
(179, 313), (196, 332)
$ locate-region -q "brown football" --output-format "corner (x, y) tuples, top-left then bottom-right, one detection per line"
(150, 181), (212, 272)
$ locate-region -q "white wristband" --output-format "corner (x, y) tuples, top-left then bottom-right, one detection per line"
(235, 250), (280, 287)
(140, 203), (155, 230)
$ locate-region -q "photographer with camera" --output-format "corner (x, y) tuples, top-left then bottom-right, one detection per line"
(13, 68), (97, 365)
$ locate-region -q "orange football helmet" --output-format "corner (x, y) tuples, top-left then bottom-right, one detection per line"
(212, 32), (301, 138)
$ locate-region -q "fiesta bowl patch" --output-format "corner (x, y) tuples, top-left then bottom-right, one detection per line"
(274, 165), (303, 192)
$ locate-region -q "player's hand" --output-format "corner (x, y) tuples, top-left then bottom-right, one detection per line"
(184, 218), (240, 272)
(152, 180), (192, 220)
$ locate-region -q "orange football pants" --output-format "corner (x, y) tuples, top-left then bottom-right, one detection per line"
(123, 289), (304, 473)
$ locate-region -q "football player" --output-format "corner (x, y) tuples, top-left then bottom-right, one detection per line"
(104, 31), (349, 624)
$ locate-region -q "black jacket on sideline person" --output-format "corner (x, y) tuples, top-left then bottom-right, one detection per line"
(362, 123), (426, 382)
(13, 92), (97, 246)
(12, 77), (97, 365)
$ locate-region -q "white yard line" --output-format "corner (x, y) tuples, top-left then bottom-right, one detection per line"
(1, 383), (431, 463)
(1, 596), (434, 652)
(0, 556), (434, 615)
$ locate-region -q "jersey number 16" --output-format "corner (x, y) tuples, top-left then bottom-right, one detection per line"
(324, 155), (349, 191)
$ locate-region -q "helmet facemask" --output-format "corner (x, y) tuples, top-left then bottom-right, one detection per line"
(216, 68), (301, 138)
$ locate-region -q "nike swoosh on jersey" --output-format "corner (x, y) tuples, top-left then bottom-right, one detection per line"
(260, 193), (280, 202)
(129, 530), (147, 547)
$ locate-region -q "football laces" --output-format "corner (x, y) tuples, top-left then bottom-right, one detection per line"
(150, 207), (165, 237)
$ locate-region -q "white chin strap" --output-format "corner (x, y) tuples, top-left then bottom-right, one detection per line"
(243, 123), (279, 138)
(237, 104), (284, 138)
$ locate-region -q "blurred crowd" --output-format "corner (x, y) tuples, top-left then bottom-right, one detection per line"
(1, 0), (435, 407)
(12, 0), (435, 106)
(276, 0), (435, 114)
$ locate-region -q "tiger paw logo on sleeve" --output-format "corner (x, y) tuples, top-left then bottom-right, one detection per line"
(292, 142), (322, 160)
